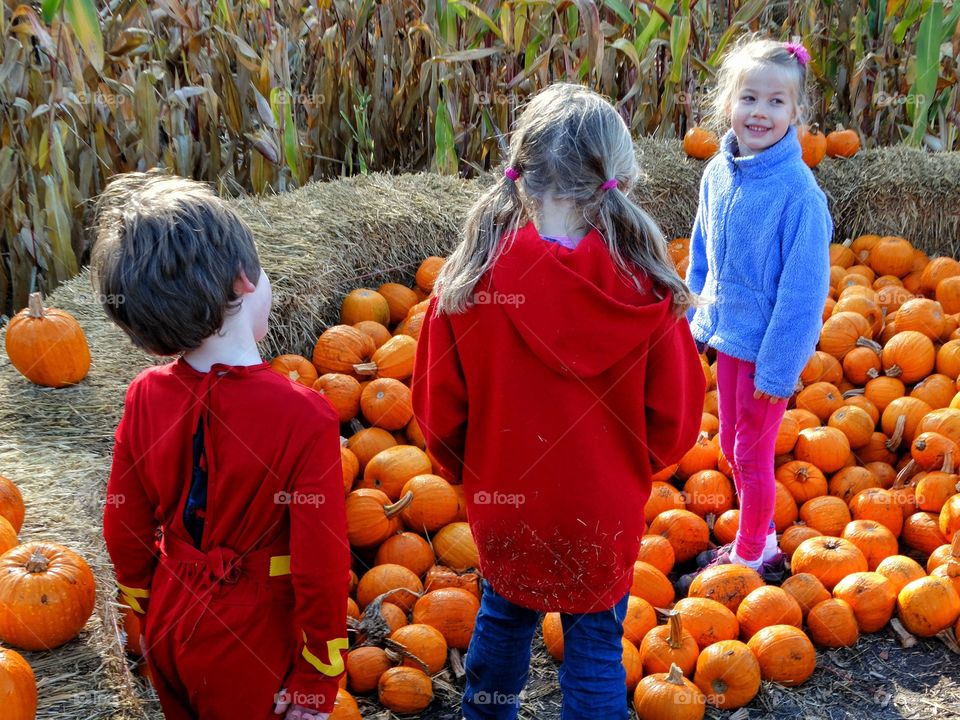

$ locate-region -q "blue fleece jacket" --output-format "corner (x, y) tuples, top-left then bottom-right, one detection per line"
(685, 125), (832, 399)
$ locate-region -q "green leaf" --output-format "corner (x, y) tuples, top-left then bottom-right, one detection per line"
(433, 99), (458, 175)
(603, 0), (634, 25)
(41, 0), (63, 24)
(668, 10), (691, 84)
(908, 0), (943, 145)
(635, 0), (674, 57)
(451, 0), (503, 40)
(64, 0), (104, 73)
(281, 91), (300, 180)
(610, 37), (641, 75)
(731, 0), (766, 24)
(893, 0), (925, 44)
(943, 0), (960, 42)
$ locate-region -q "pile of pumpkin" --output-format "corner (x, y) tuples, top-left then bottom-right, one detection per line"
(683, 123), (860, 166)
(629, 232), (960, 718)
(0, 473), (97, 719)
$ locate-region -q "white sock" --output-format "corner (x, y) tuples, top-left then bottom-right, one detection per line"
(730, 546), (763, 571)
(762, 531), (780, 562)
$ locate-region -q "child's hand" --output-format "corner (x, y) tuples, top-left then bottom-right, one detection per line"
(753, 388), (786, 404)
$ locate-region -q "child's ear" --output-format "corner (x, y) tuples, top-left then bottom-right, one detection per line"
(233, 269), (257, 296)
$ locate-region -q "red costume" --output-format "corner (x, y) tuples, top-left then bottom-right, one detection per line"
(412, 221), (704, 613)
(104, 359), (349, 718)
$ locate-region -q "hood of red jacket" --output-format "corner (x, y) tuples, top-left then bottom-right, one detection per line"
(489, 221), (674, 378)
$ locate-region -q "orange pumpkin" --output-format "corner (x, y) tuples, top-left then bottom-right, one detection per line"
(542, 611), (564, 661)
(780, 524), (822, 558)
(432, 522), (479, 571)
(313, 373), (362, 422)
(345, 488), (411, 548)
(683, 470), (734, 517)
(0, 516), (17, 556)
(692, 639), (761, 709)
(0, 475), (25, 533)
(631, 561), (676, 608)
(644, 482), (686, 523)
(790, 536), (867, 590)
(415, 257), (445, 294)
(399, 474), (459, 533)
(361, 378), (413, 430)
(622, 595), (658, 647)
(423, 565), (480, 598)
(360, 445), (432, 500)
(831, 571), (896, 632)
(794, 427), (850, 474)
(869, 236), (915, 278)
(875, 555), (926, 596)
(648, 509), (710, 563)
(827, 406), (875, 450)
(687, 563), (763, 613)
(895, 298), (945, 340)
(796, 382), (844, 422)
(638, 611), (699, 677)
(711, 509), (740, 546)
(341, 288), (390, 326)
(346, 646), (393, 693)
(901, 511), (947, 556)
(911, 374), (957, 410)
(0, 542), (96, 650)
(747, 624), (816, 686)
(775, 461), (827, 505)
(354, 319), (392, 348)
(356, 563), (423, 612)
(636, 534), (676, 576)
(672, 596), (739, 650)
(0, 646), (37, 720)
(389, 623), (448, 675)
(633, 663), (706, 720)
(896, 575), (960, 637)
(798, 124), (827, 168)
(4, 293), (91, 387)
(842, 345), (882, 385)
(683, 127), (720, 159)
(375, 533), (436, 578)
(799, 495), (851, 537)
(936, 276), (960, 315)
(346, 427), (397, 470)
(849, 488), (903, 537)
(412, 588), (479, 650)
(313, 325), (376, 377)
(806, 598), (859, 647)
(825, 127), (860, 157)
(819, 311), (872, 360)
(269, 354), (319, 386)
(378, 283), (420, 325)
(781, 573), (831, 620)
(736, 586), (802, 640)
(354, 334), (417, 381)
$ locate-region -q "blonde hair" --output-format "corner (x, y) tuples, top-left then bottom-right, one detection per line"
(433, 83), (696, 317)
(709, 36), (811, 131)
(91, 171), (261, 355)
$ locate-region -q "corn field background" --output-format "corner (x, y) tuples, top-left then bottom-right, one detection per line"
(0, 0), (958, 315)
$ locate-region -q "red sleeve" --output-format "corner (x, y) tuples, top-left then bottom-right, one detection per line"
(103, 382), (159, 621)
(411, 300), (469, 483)
(284, 405), (351, 713)
(645, 312), (706, 472)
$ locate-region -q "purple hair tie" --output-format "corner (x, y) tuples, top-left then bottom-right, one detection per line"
(600, 178), (619, 191)
(784, 41), (810, 67)
(504, 167), (520, 181)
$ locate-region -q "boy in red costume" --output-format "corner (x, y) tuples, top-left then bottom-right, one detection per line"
(412, 84), (705, 720)
(94, 173), (349, 720)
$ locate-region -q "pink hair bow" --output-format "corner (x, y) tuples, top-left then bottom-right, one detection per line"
(784, 41), (810, 66)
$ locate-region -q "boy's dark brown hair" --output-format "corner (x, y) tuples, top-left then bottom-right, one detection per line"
(91, 171), (261, 355)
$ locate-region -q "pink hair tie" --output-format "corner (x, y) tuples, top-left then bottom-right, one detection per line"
(600, 178), (619, 191)
(504, 167), (520, 181)
(784, 41), (810, 66)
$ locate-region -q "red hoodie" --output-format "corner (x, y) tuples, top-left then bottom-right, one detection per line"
(412, 221), (705, 613)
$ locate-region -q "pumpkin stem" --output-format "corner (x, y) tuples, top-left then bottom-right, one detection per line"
(349, 418), (365, 435)
(893, 459), (918, 489)
(855, 337), (883, 355)
(667, 610), (684, 649)
(665, 663), (686, 686)
(25, 549), (50, 573)
(943, 450), (955, 475)
(353, 362), (379, 376)
(384, 491), (414, 519)
(951, 531), (960, 559)
(842, 389), (865, 399)
(885, 364), (903, 379)
(842, 237), (853, 248)
(27, 292), (45, 319)
(886, 415), (906, 452)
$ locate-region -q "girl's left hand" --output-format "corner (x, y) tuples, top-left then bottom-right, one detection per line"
(753, 389), (786, 404)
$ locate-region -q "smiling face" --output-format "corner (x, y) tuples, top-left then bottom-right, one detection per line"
(730, 63), (800, 155)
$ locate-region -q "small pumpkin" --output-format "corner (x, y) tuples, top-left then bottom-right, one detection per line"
(432, 522), (479, 571)
(354, 320), (392, 349)
(4, 292), (91, 388)
(542, 611), (564, 661)
(0, 646), (37, 720)
(399, 474), (459, 533)
(269, 354), (318, 386)
(633, 663), (705, 720)
(346, 427), (397, 471)
(631, 561), (676, 609)
(415, 257), (445, 294)
(347, 646), (393, 694)
(825, 127), (860, 158)
(375, 533), (436, 578)
(781, 573), (830, 620)
(423, 565), (480, 598)
(746, 624), (816, 687)
(412, 588), (479, 650)
(623, 595), (659, 647)
(736, 586), (803, 640)
(356, 563), (423, 612)
(638, 611), (699, 677)
(683, 127), (720, 160)
(790, 536), (867, 591)
(313, 373), (362, 422)
(345, 488), (412, 549)
(354, 334), (417, 381)
(388, 623), (448, 675)
(636, 534), (676, 576)
(806, 598), (859, 647)
(779, 524), (822, 558)
(692, 639), (760, 709)
(341, 288), (390, 326)
(869, 236), (915, 278)
(794, 427), (850, 474)
(0, 516), (17, 556)
(687, 563), (764, 613)
(331, 688), (362, 720)
(849, 488), (903, 538)
(798, 495), (852, 537)
(831, 571), (896, 632)
(361, 378), (413, 430)
(378, 283), (420, 325)
(775, 462), (827, 505)
(798, 124), (827, 168)
(0, 542), (96, 650)
(360, 445), (433, 500)
(647, 509), (710, 564)
(0, 475), (25, 533)
(896, 575), (960, 637)
(312, 325), (376, 377)
(644, 482), (686, 524)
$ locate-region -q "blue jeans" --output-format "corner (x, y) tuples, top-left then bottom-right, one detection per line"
(462, 581), (629, 720)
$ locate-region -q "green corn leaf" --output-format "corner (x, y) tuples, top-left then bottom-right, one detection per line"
(635, 0), (674, 57)
(452, 0), (503, 40)
(943, 0), (960, 41)
(604, 0), (634, 25)
(610, 37), (642, 75)
(433, 99), (458, 175)
(668, 9), (691, 85)
(41, 0), (62, 24)
(282, 91), (300, 181)
(893, 0), (925, 45)
(908, 0), (943, 145)
(732, 0), (766, 24)
(64, 0), (103, 73)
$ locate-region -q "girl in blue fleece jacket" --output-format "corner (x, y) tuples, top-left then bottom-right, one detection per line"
(685, 37), (832, 577)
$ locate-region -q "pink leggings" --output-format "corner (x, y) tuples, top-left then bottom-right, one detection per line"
(716, 352), (787, 561)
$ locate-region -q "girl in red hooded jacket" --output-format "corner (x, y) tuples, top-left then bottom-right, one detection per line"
(411, 83), (705, 720)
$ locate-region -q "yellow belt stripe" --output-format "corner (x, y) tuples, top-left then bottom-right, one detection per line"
(269, 555), (291, 577)
(117, 582), (150, 598)
(301, 636), (348, 677)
